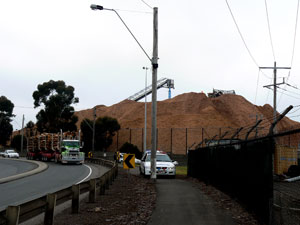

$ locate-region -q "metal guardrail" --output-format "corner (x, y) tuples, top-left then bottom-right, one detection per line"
(0, 158), (118, 225)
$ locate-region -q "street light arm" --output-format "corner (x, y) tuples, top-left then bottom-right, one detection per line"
(90, 4), (152, 62)
(111, 9), (152, 62)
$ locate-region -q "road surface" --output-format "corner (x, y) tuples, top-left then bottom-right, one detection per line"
(0, 161), (101, 211)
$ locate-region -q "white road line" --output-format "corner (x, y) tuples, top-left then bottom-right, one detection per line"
(76, 164), (92, 184)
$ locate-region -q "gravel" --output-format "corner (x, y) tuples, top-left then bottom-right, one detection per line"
(53, 168), (156, 225)
(52, 170), (262, 225)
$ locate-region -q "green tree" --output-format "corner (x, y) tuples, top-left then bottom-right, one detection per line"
(119, 142), (142, 159)
(80, 116), (120, 152)
(95, 116), (120, 151)
(33, 80), (79, 133)
(10, 134), (27, 151)
(0, 96), (14, 146)
(80, 118), (93, 153)
(26, 121), (35, 137)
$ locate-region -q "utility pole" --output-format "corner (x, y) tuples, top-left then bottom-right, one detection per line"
(151, 7), (158, 180)
(21, 115), (25, 154)
(260, 61), (291, 133)
(92, 107), (96, 154)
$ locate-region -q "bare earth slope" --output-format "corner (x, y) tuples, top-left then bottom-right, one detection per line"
(75, 92), (299, 131)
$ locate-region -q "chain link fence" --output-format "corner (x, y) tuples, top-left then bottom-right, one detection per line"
(273, 131), (300, 225)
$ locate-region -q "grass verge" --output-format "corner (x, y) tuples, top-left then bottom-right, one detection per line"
(176, 166), (187, 176)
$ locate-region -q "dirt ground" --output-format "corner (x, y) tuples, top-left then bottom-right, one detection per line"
(53, 169), (261, 225)
(53, 168), (156, 225)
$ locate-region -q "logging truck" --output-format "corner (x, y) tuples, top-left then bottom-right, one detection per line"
(26, 131), (84, 164)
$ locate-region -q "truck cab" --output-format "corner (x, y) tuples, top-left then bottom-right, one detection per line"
(56, 140), (85, 164)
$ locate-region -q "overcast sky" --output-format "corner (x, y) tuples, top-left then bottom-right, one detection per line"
(1, 0), (300, 130)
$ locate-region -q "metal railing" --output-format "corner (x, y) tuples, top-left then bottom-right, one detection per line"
(0, 158), (118, 225)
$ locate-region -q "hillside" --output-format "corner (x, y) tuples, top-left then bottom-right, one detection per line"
(75, 92), (299, 132)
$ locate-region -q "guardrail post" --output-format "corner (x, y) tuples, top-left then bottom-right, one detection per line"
(109, 170), (113, 185)
(115, 165), (118, 178)
(111, 168), (115, 182)
(100, 176), (105, 195)
(6, 206), (20, 225)
(89, 179), (96, 203)
(72, 184), (80, 214)
(105, 173), (110, 190)
(44, 193), (57, 225)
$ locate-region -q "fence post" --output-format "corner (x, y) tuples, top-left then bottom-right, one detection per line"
(170, 128), (173, 156)
(72, 184), (80, 214)
(44, 193), (57, 225)
(117, 131), (119, 151)
(6, 206), (20, 225)
(142, 128), (144, 151)
(89, 179), (96, 203)
(157, 128), (158, 149)
(202, 128), (204, 147)
(186, 128), (188, 155)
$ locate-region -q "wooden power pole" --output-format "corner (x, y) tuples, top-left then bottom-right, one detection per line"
(260, 61), (291, 132)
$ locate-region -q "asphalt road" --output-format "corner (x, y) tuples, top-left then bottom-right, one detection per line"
(0, 161), (92, 211)
(0, 159), (37, 179)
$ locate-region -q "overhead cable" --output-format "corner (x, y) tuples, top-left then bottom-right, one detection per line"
(139, 0), (153, 9)
(264, 0), (276, 61)
(225, 0), (260, 68)
(115, 8), (152, 14)
(288, 0), (300, 79)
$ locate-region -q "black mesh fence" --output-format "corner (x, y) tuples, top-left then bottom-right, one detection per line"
(273, 130), (300, 225)
(188, 127), (300, 225)
(188, 138), (273, 224)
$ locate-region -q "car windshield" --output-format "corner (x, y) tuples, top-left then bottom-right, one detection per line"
(7, 150), (15, 153)
(145, 154), (172, 162)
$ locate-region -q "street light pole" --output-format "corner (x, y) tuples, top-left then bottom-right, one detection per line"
(143, 67), (149, 153)
(90, 4), (159, 180)
(92, 107), (96, 154)
(151, 7), (158, 179)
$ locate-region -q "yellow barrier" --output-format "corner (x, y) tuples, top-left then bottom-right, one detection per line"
(274, 145), (298, 174)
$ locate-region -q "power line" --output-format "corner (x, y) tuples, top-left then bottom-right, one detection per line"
(139, 0), (153, 10)
(276, 89), (300, 100)
(255, 69), (260, 104)
(225, 0), (260, 68)
(288, 0), (300, 77)
(12, 119), (22, 129)
(278, 0), (300, 104)
(278, 86), (300, 97)
(287, 106), (300, 115)
(264, 0), (276, 61)
(15, 105), (35, 109)
(115, 8), (152, 14)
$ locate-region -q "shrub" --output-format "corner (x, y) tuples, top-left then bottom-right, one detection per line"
(119, 142), (142, 159)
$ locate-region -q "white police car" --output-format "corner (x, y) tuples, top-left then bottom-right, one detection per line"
(139, 150), (178, 178)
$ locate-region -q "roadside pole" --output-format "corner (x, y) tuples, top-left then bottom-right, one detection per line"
(151, 7), (158, 180)
(21, 115), (25, 154)
(92, 107), (96, 154)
